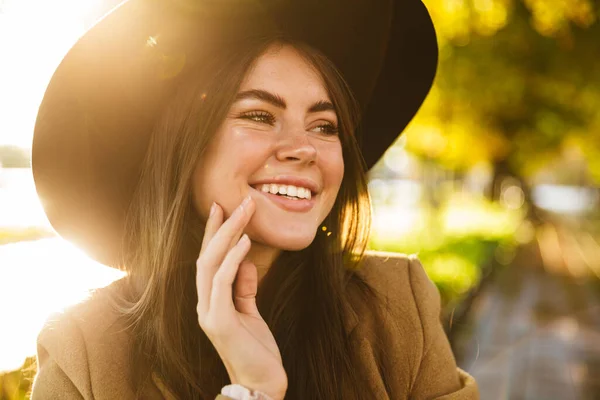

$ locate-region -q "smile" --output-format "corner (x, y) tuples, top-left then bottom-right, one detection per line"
(250, 185), (317, 212)
(257, 183), (312, 200)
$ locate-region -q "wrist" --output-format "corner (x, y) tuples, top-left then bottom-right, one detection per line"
(226, 371), (287, 400)
(221, 383), (279, 400)
(243, 383), (287, 400)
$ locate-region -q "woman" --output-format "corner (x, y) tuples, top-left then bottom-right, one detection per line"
(31, 0), (479, 399)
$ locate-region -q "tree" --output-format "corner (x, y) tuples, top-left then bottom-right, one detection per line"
(403, 0), (600, 195)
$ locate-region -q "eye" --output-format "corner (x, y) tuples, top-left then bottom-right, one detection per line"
(312, 122), (339, 135)
(239, 111), (275, 125)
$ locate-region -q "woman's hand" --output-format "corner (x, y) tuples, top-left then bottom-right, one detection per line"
(196, 196), (287, 400)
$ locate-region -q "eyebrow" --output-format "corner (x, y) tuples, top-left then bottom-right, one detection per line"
(234, 89), (336, 114)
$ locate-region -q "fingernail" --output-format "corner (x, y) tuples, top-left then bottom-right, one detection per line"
(234, 196), (252, 218)
(209, 202), (216, 216)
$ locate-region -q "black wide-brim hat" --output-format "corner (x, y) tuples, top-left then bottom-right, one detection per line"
(32, 0), (438, 268)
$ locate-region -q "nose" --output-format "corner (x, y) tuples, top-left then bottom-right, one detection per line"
(275, 128), (317, 165)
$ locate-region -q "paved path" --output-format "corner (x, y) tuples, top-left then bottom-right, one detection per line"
(450, 241), (600, 399)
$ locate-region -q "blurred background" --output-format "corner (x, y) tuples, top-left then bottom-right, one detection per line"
(1, 0), (599, 398)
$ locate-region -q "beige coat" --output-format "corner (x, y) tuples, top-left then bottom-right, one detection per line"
(31, 251), (479, 399)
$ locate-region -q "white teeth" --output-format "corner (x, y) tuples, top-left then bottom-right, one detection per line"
(256, 183), (313, 199)
(299, 188), (312, 200)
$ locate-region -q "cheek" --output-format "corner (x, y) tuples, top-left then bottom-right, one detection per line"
(191, 138), (232, 218)
(322, 143), (344, 187)
(192, 130), (275, 218)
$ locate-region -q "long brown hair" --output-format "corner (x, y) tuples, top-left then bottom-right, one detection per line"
(117, 36), (387, 399)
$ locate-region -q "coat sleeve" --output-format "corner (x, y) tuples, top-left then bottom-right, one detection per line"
(408, 256), (480, 399)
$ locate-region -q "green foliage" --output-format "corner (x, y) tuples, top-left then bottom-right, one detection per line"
(371, 234), (495, 306)
(0, 357), (35, 400)
(403, 0), (600, 180)
(369, 194), (522, 307)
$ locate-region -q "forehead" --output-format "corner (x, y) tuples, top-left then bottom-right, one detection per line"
(239, 44), (330, 101)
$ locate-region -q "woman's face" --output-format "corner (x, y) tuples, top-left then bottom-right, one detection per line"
(193, 43), (344, 255)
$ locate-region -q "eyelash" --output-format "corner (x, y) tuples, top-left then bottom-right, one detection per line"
(239, 111), (339, 135)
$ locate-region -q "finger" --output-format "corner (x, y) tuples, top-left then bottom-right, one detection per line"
(201, 202), (223, 253)
(199, 196), (255, 273)
(232, 260), (259, 316)
(197, 196), (255, 316)
(209, 234), (252, 318)
(225, 197), (256, 251)
(197, 202), (223, 316)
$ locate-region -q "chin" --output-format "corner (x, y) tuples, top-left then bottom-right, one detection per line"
(260, 231), (318, 251)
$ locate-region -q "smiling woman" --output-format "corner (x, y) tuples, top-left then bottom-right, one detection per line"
(29, 0), (478, 399)
(115, 38), (372, 397)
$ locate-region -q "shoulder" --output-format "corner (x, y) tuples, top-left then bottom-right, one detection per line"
(356, 250), (427, 289)
(352, 251), (480, 399)
(353, 250), (444, 351)
(347, 251), (439, 393)
(36, 279), (128, 361)
(355, 250), (439, 324)
(33, 279), (139, 399)
(349, 251), (437, 353)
